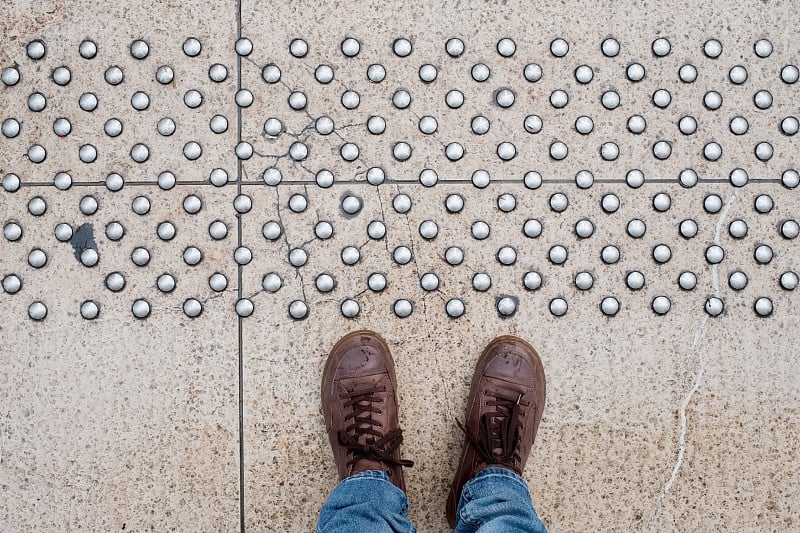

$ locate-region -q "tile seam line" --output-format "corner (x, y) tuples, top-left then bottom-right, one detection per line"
(235, 0), (245, 531)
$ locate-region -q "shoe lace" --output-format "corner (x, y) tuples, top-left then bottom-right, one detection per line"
(336, 385), (414, 469)
(457, 390), (529, 471)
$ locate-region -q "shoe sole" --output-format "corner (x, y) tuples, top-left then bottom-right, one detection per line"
(446, 335), (546, 527)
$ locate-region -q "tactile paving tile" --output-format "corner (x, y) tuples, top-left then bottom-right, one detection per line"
(2, 0), (800, 531)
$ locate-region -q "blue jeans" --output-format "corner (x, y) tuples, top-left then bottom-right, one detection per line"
(316, 467), (547, 532)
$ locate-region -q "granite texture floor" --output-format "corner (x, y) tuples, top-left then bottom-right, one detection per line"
(1, 0), (799, 531)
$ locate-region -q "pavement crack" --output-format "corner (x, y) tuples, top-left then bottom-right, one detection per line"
(643, 190), (737, 532)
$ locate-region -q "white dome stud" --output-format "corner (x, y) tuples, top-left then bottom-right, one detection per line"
(678, 116), (697, 135)
(131, 195), (151, 215)
(2, 118), (21, 138)
(341, 245), (361, 266)
(550, 90), (569, 109)
(729, 168), (749, 187)
(496, 38), (516, 57)
(627, 115), (646, 133)
(601, 37), (620, 57)
(368, 273), (387, 292)
(314, 220), (334, 240)
(130, 143), (150, 163)
(471, 220), (490, 240)
(755, 142), (773, 161)
(262, 221), (282, 241)
(601, 245), (621, 264)
(262, 273), (283, 293)
(210, 115), (229, 133)
(209, 273), (228, 292)
(729, 116), (749, 135)
(445, 90), (465, 108)
(679, 64), (698, 83)
(234, 246), (252, 266)
(703, 91), (722, 110)
(627, 63), (646, 82)
(523, 219), (542, 238)
(236, 298), (255, 317)
(183, 246), (203, 266)
(445, 298), (466, 318)
(28, 196), (47, 216)
(729, 271), (748, 290)
(495, 88), (516, 108)
(471, 116), (490, 134)
(367, 64), (386, 83)
(315, 64), (334, 84)
(550, 38), (569, 57)
(2, 173), (21, 192)
(340, 299), (360, 318)
(575, 272), (594, 290)
(183, 141), (202, 160)
(523, 271), (543, 291)
(80, 248), (99, 267)
(209, 64), (228, 82)
(754, 297), (773, 317)
(27, 39), (46, 59)
(235, 38), (253, 56)
(416, 168), (437, 187)
(393, 193), (412, 214)
(575, 65), (594, 84)
(156, 222), (177, 241)
(729, 65), (748, 84)
(80, 301), (100, 320)
(105, 66), (124, 85)
(780, 220), (800, 239)
(54, 223), (73, 242)
(211, 169), (229, 187)
(2, 66), (20, 86)
(3, 275), (22, 294)
(652, 37), (671, 56)
(419, 64), (437, 82)
(472, 273), (492, 292)
(393, 299), (413, 318)
(497, 142), (517, 161)
(600, 297), (620, 317)
(497, 246), (517, 266)
(705, 297), (724, 317)
(601, 142), (620, 161)
(575, 170), (594, 189)
(419, 220), (439, 240)
(703, 39), (723, 58)
(523, 63), (543, 82)
(445, 246), (464, 266)
(627, 219), (647, 238)
(104, 118), (123, 137)
(497, 193), (516, 212)
(704, 194), (723, 214)
(289, 300), (308, 320)
(289, 247), (308, 267)
(420, 272), (440, 292)
(4, 222), (23, 241)
(28, 249), (48, 268)
(497, 296), (518, 317)
(131, 247), (151, 266)
(654, 244), (674, 264)
(183, 37), (202, 57)
(651, 296), (672, 315)
(263, 168), (282, 186)
(79, 39), (97, 58)
(105, 272), (126, 292)
(132, 299), (151, 319)
(703, 142), (722, 161)
(157, 117), (175, 136)
(575, 116), (594, 134)
(754, 244), (773, 264)
(549, 245), (568, 265)
(288, 193), (308, 213)
(602, 193), (621, 213)
(317, 169), (335, 188)
(678, 271), (697, 291)
(105, 221), (125, 241)
(575, 219), (595, 239)
(754, 194), (773, 214)
(728, 219), (748, 239)
(446, 194), (465, 213)
(156, 65), (174, 84)
(29, 301), (48, 321)
(446, 38), (465, 57)
(366, 220), (386, 240)
(262, 64), (281, 83)
(550, 192), (569, 212)
(754, 90), (773, 110)
(601, 90), (621, 110)
(781, 65), (799, 84)
(183, 299), (203, 318)
(779, 271), (798, 291)
(472, 170), (490, 189)
(626, 271), (645, 290)
(780, 117), (799, 136)
(289, 38), (308, 58)
(653, 192), (672, 212)
(315, 273), (335, 293)
(393, 38), (413, 57)
(706, 244), (725, 265)
(393, 246), (413, 265)
(472, 63), (491, 82)
(549, 298), (568, 316)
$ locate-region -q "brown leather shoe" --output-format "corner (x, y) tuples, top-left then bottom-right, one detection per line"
(322, 330), (413, 492)
(446, 335), (546, 527)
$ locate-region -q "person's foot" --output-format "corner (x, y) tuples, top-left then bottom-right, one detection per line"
(446, 335), (546, 527)
(322, 330), (413, 492)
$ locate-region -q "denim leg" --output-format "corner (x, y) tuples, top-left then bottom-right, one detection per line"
(316, 470), (416, 533)
(454, 467), (547, 533)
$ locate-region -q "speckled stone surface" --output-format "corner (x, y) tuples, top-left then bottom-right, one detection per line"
(2, 0), (800, 531)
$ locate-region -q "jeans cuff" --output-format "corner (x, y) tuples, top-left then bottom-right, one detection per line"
(468, 466), (530, 492)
